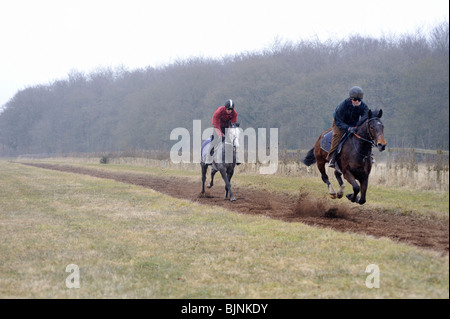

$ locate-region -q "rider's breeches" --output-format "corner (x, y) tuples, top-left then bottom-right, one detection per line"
(326, 119), (345, 160)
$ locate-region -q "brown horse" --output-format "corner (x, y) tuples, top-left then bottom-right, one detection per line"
(302, 109), (386, 205)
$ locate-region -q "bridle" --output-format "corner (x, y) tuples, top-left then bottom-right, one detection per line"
(350, 117), (381, 161)
(352, 117), (380, 148)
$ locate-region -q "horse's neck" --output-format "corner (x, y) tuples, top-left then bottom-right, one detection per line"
(226, 131), (237, 147)
(356, 121), (370, 139)
(353, 122), (373, 153)
(215, 140), (236, 164)
(215, 140), (235, 153)
(227, 129), (236, 142)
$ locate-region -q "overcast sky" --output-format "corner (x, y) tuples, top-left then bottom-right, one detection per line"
(0, 0), (448, 109)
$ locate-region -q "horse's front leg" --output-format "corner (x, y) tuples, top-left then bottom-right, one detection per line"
(219, 168), (235, 202)
(226, 167), (236, 200)
(358, 177), (369, 205)
(227, 167), (234, 184)
(334, 170), (345, 199)
(344, 172), (360, 203)
(208, 167), (217, 188)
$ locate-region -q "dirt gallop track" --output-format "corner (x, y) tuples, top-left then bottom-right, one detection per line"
(23, 163), (449, 254)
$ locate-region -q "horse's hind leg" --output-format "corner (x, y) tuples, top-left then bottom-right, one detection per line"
(334, 170), (345, 199)
(318, 160), (336, 198)
(201, 163), (207, 194)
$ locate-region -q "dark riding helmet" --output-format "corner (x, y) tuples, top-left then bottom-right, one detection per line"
(225, 99), (234, 110)
(349, 86), (364, 100)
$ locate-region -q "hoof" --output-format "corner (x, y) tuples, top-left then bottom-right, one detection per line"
(328, 185), (337, 199)
(346, 194), (360, 203)
(207, 185), (213, 189)
(230, 197), (236, 202)
(337, 193), (344, 199)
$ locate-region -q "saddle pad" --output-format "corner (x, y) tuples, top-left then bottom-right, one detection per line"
(320, 131), (333, 153)
(320, 131), (350, 154)
(201, 138), (212, 163)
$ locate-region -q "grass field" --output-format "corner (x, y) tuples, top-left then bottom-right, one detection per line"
(0, 159), (448, 298)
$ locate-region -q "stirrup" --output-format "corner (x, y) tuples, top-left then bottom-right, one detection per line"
(328, 159), (335, 168)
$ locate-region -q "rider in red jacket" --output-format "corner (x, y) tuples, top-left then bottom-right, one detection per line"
(205, 99), (237, 165)
(212, 100), (237, 137)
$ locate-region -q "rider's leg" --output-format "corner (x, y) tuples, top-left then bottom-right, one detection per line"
(327, 120), (344, 168)
(327, 151), (337, 168)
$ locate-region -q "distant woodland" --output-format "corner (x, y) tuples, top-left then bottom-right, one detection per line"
(0, 22), (448, 156)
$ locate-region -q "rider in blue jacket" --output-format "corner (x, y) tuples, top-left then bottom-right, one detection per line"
(327, 86), (369, 168)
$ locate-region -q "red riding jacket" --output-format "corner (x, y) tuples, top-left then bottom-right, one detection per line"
(212, 106), (237, 137)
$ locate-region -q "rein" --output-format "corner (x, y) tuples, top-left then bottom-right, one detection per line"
(352, 117), (379, 147)
(352, 132), (375, 146)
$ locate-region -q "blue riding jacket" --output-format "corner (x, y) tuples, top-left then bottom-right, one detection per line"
(333, 98), (369, 131)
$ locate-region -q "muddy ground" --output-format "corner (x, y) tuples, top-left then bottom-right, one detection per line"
(22, 163), (449, 254)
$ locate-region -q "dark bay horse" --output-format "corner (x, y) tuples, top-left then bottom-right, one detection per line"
(201, 123), (241, 201)
(302, 109), (386, 205)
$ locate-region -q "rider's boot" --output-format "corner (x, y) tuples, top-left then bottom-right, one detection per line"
(328, 151), (336, 168)
(205, 147), (219, 170)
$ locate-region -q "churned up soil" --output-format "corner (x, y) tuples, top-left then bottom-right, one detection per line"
(22, 163), (449, 254)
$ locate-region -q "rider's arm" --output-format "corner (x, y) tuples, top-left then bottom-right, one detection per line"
(230, 110), (237, 124)
(360, 102), (370, 120)
(333, 101), (349, 131)
(212, 107), (224, 137)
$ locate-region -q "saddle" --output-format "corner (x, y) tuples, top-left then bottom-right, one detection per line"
(320, 131), (350, 154)
(201, 135), (238, 165)
(200, 135), (224, 163)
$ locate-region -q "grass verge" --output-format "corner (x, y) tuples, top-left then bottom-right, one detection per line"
(1, 160), (448, 298)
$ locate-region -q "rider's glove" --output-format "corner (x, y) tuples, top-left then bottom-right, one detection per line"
(348, 126), (356, 133)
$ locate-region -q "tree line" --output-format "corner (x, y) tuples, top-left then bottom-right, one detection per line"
(0, 22), (448, 156)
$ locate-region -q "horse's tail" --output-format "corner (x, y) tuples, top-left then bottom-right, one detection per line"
(302, 147), (316, 166)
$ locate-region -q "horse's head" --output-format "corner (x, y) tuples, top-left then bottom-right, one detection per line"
(366, 109), (386, 152)
(227, 122), (241, 148)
